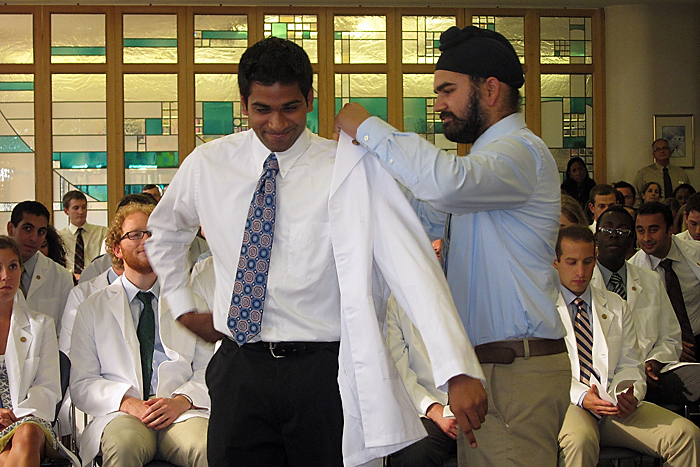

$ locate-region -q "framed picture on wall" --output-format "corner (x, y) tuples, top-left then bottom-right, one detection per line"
(653, 114), (695, 168)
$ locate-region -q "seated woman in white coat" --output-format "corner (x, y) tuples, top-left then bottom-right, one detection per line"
(0, 236), (61, 467)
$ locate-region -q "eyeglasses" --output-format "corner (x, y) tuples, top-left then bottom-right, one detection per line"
(120, 230), (152, 241)
(653, 146), (670, 152)
(599, 227), (633, 237)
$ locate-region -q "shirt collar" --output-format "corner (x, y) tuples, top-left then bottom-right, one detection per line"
(68, 222), (89, 235)
(249, 127), (311, 179)
(471, 113), (526, 153)
(649, 240), (681, 269)
(597, 261), (626, 288)
(560, 283), (592, 309)
(119, 274), (159, 304)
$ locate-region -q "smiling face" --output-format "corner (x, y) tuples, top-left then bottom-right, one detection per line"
(113, 211), (152, 275)
(554, 238), (596, 296)
(242, 81), (313, 154)
(636, 213), (673, 259)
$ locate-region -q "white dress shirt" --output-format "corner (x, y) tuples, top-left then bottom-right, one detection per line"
(59, 222), (108, 273)
(147, 128), (342, 342)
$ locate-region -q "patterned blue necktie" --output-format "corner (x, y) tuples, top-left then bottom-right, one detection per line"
(228, 153), (279, 345)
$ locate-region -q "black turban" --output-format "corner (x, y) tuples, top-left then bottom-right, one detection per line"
(436, 26), (524, 89)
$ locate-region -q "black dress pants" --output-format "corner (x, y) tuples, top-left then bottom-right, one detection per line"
(206, 338), (344, 467)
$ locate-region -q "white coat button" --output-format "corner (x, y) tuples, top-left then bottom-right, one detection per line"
(363, 135), (369, 141)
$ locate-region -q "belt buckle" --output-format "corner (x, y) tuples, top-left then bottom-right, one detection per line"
(269, 342), (285, 359)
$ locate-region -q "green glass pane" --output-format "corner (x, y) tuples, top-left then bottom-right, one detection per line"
(51, 47), (106, 56)
(0, 136), (32, 153)
(123, 39), (178, 48)
(57, 152), (107, 169)
(570, 41), (585, 57)
(125, 151), (178, 168)
(563, 137), (586, 149)
(303, 31), (311, 39)
(334, 31), (342, 40)
(401, 16), (455, 64)
(123, 15), (177, 64)
(201, 31), (247, 40)
(403, 98), (427, 133)
(74, 185), (107, 202)
(145, 118), (163, 135)
(271, 23), (288, 38)
(0, 82), (33, 91)
(570, 97), (586, 114)
(202, 102), (234, 135)
(306, 105), (318, 134)
(352, 98), (387, 121)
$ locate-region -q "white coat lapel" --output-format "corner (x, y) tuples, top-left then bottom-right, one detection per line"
(7, 306), (33, 407)
(591, 288), (611, 392)
(25, 254), (48, 301)
(329, 132), (365, 200)
(675, 237), (700, 283)
(626, 264), (643, 312)
(556, 293), (578, 378)
(108, 281), (143, 391)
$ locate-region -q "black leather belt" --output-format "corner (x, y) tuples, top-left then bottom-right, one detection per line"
(241, 340), (340, 358)
(474, 338), (567, 364)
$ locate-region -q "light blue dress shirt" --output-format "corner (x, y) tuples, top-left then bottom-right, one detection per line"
(356, 113), (566, 345)
(597, 261), (627, 293)
(120, 276), (167, 397)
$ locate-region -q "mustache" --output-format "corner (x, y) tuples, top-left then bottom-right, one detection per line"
(440, 111), (458, 121)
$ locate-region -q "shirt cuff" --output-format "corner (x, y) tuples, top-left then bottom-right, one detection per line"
(165, 288), (198, 320)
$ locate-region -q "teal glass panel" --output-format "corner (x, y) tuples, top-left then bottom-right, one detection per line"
(0, 136), (32, 152)
(0, 82), (34, 91)
(75, 184), (107, 202)
(202, 102), (234, 135)
(563, 137), (586, 149)
(334, 31), (342, 40)
(570, 41), (585, 57)
(56, 151), (107, 169)
(123, 39), (178, 48)
(124, 151), (178, 169)
(145, 118), (163, 135)
(51, 47), (106, 56)
(271, 23), (287, 37)
(195, 15), (249, 64)
(307, 105), (318, 134)
(201, 31), (247, 40)
(403, 98), (427, 134)
(334, 98), (387, 121)
(570, 97), (586, 114)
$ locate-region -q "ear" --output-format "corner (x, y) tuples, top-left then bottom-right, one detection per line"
(588, 203), (595, 214)
(63, 207), (69, 216)
(113, 243), (123, 260)
(483, 77), (501, 108)
(6, 222), (13, 236)
(306, 88), (314, 113)
(553, 258), (559, 270)
(241, 97), (249, 116)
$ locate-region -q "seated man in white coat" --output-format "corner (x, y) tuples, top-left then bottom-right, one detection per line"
(7, 201), (73, 335)
(593, 205), (700, 404)
(385, 296), (457, 467)
(70, 203), (213, 467)
(554, 225), (700, 467)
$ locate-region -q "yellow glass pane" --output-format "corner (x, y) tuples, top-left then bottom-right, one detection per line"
(540, 17), (592, 65)
(0, 14), (33, 64)
(402, 16), (456, 64)
(195, 15), (248, 64)
(472, 16), (524, 64)
(123, 15), (178, 64)
(195, 74), (246, 145)
(51, 14), (106, 64)
(334, 16), (386, 64)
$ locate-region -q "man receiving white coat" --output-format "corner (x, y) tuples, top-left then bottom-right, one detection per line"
(554, 225), (699, 467)
(70, 203), (213, 467)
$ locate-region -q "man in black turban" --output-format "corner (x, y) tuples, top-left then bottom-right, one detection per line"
(336, 25), (571, 467)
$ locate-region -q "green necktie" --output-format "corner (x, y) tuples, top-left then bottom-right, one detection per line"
(136, 291), (156, 400)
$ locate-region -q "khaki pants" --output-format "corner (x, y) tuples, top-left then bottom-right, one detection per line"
(100, 415), (208, 467)
(558, 402), (700, 467)
(458, 352), (571, 467)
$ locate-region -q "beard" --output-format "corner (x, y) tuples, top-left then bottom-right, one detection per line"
(122, 247), (153, 275)
(441, 87), (488, 145)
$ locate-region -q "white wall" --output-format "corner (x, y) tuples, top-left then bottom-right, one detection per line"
(605, 3), (700, 190)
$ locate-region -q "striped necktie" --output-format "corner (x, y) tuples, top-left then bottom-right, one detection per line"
(74, 227), (85, 274)
(607, 272), (626, 300)
(574, 297), (602, 419)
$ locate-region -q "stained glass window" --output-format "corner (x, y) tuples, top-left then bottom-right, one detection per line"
(402, 16), (456, 64)
(541, 74), (593, 177)
(472, 16), (525, 64)
(194, 15), (248, 64)
(0, 14), (33, 64)
(51, 14), (106, 64)
(403, 74), (457, 153)
(195, 74), (246, 146)
(334, 16), (386, 64)
(540, 17), (592, 65)
(124, 74), (178, 194)
(52, 74), (107, 227)
(335, 74), (387, 122)
(123, 14), (178, 64)
(0, 74), (35, 227)
(264, 15), (318, 63)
